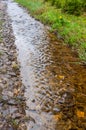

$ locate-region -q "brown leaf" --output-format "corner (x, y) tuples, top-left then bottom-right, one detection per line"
(53, 113), (62, 121)
(14, 88), (20, 96)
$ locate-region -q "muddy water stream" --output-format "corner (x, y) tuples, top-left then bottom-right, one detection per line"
(6, 0), (86, 130)
(6, 1), (57, 129)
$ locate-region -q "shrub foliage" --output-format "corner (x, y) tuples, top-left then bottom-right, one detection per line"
(44, 0), (86, 15)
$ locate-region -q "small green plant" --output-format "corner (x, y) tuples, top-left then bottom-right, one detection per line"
(0, 51), (3, 56)
(79, 42), (86, 60)
(44, 0), (86, 16)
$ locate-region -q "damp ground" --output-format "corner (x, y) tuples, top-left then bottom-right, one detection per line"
(0, 0), (86, 130)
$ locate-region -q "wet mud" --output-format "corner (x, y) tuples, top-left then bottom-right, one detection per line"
(0, 0), (86, 130)
(0, 1), (26, 129)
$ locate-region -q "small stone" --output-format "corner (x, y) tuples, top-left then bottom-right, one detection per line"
(0, 79), (2, 83)
(8, 99), (17, 105)
(8, 91), (13, 97)
(12, 113), (22, 119)
(53, 108), (60, 114)
(32, 99), (35, 103)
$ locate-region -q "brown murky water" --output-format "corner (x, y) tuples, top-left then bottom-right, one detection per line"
(6, 0), (86, 130)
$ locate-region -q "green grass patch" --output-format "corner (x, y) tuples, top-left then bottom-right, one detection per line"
(15, 0), (86, 61)
(0, 51), (3, 56)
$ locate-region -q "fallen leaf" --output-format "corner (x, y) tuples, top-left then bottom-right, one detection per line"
(58, 75), (65, 80)
(14, 88), (20, 96)
(53, 113), (62, 121)
(76, 110), (84, 118)
(66, 64), (72, 70)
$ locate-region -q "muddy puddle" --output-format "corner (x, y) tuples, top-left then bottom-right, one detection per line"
(5, 0), (86, 129)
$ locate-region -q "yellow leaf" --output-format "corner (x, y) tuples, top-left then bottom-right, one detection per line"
(77, 110), (84, 118)
(58, 75), (64, 80)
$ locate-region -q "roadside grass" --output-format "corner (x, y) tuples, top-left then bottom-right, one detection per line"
(15, 0), (86, 61)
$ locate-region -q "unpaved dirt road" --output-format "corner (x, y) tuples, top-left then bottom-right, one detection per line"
(0, 0), (86, 130)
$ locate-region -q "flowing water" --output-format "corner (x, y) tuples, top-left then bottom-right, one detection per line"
(6, 1), (57, 129)
(6, 0), (86, 130)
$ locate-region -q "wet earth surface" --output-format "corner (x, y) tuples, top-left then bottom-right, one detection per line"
(0, 0), (86, 130)
(0, 1), (26, 129)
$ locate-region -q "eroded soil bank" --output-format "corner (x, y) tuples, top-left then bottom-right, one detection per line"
(0, 0), (86, 130)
